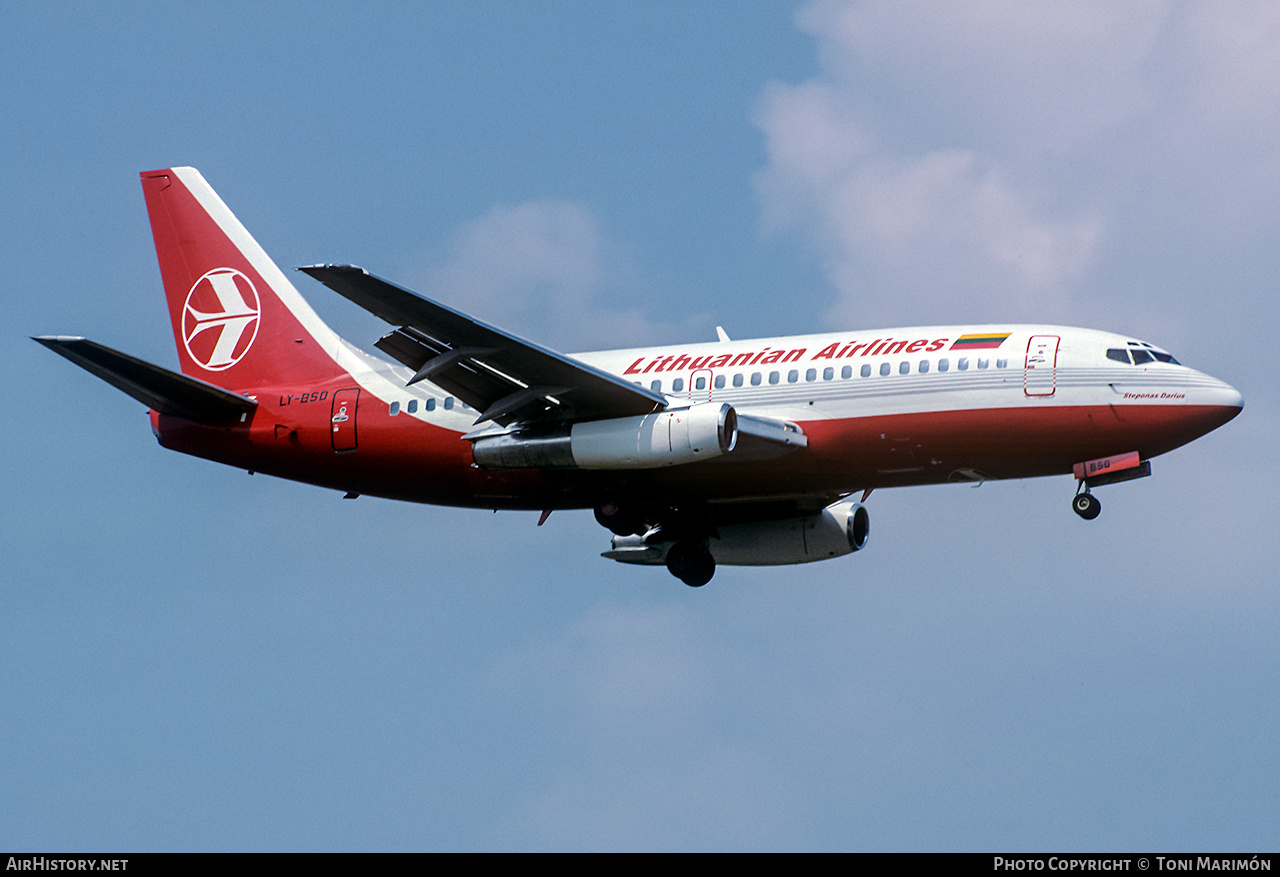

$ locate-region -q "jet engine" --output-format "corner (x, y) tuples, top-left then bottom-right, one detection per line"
(471, 402), (738, 470)
(603, 500), (871, 567)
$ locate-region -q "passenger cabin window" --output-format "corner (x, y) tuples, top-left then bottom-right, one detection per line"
(899, 361), (910, 375)
(390, 401), (400, 415)
(695, 376), (706, 390)
(938, 358), (949, 372)
(651, 380), (662, 392)
(861, 364), (871, 377)
(444, 397), (454, 410)
(713, 375), (725, 389)
(751, 372), (762, 386)
(426, 398), (436, 411)
(842, 365), (853, 379)
(768, 371), (780, 385)
(879, 362), (891, 376)
(978, 358), (989, 369)
(787, 370), (799, 383)
(672, 378), (684, 392)
(733, 373), (744, 387)
(407, 400), (418, 414)
(918, 360), (929, 373)
(958, 358), (969, 370)
(996, 359), (1007, 369)
(823, 367), (834, 380)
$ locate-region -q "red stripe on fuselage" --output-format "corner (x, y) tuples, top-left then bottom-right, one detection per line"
(645, 402), (1241, 503)
(152, 381), (549, 507)
(153, 400), (1240, 509)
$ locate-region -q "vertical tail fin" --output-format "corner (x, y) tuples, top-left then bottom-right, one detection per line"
(141, 167), (346, 389)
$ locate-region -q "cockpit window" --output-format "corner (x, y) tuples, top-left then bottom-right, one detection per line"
(1108, 344), (1180, 365)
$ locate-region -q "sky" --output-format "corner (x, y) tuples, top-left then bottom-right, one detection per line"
(3, 1), (1277, 852)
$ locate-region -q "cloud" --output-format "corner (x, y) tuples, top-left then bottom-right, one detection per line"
(754, 0), (1280, 334)
(756, 105), (1102, 326)
(799, 0), (1163, 155)
(409, 201), (700, 352)
(1139, 2), (1280, 217)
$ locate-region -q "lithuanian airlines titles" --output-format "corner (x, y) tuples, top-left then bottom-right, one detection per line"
(37, 168), (1243, 586)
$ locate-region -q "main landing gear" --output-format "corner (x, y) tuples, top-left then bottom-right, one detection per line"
(664, 540), (716, 588)
(594, 498), (717, 587)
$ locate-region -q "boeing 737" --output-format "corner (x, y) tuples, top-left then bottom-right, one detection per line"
(36, 168), (1243, 585)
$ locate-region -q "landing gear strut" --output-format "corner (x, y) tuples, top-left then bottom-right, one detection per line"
(665, 539), (716, 587)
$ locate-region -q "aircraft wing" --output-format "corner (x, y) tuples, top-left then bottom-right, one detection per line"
(298, 265), (666, 426)
(34, 336), (258, 424)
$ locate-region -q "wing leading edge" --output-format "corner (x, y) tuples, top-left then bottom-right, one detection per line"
(298, 265), (666, 426)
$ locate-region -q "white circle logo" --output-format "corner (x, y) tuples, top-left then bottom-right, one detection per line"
(182, 268), (261, 371)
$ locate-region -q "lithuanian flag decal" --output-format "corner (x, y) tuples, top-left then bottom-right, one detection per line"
(949, 332), (1011, 350)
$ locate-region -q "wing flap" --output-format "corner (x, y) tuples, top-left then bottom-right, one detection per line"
(373, 328), (514, 413)
(34, 336), (257, 424)
(298, 264), (665, 425)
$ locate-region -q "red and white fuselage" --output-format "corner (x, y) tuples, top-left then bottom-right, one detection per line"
(166, 323), (1236, 508)
(39, 168), (1243, 585)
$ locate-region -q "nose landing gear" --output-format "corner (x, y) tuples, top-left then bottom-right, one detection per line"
(1070, 454), (1152, 520)
(1072, 488), (1101, 520)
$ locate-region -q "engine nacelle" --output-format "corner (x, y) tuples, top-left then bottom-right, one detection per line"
(472, 403), (738, 470)
(711, 500), (869, 565)
(573, 402), (737, 468)
(603, 501), (870, 567)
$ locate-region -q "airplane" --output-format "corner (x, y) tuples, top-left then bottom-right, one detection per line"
(36, 167), (1243, 586)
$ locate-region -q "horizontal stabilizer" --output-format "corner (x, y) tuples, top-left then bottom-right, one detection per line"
(34, 336), (258, 424)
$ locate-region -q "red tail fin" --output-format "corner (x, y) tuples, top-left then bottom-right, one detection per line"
(141, 168), (346, 389)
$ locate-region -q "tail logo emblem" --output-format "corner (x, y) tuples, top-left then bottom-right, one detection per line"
(182, 268), (261, 371)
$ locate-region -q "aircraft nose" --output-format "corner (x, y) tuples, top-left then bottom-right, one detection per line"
(1211, 377), (1244, 414)
(1205, 377), (1244, 431)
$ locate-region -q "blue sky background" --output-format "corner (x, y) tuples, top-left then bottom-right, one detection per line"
(3, 1), (1277, 851)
